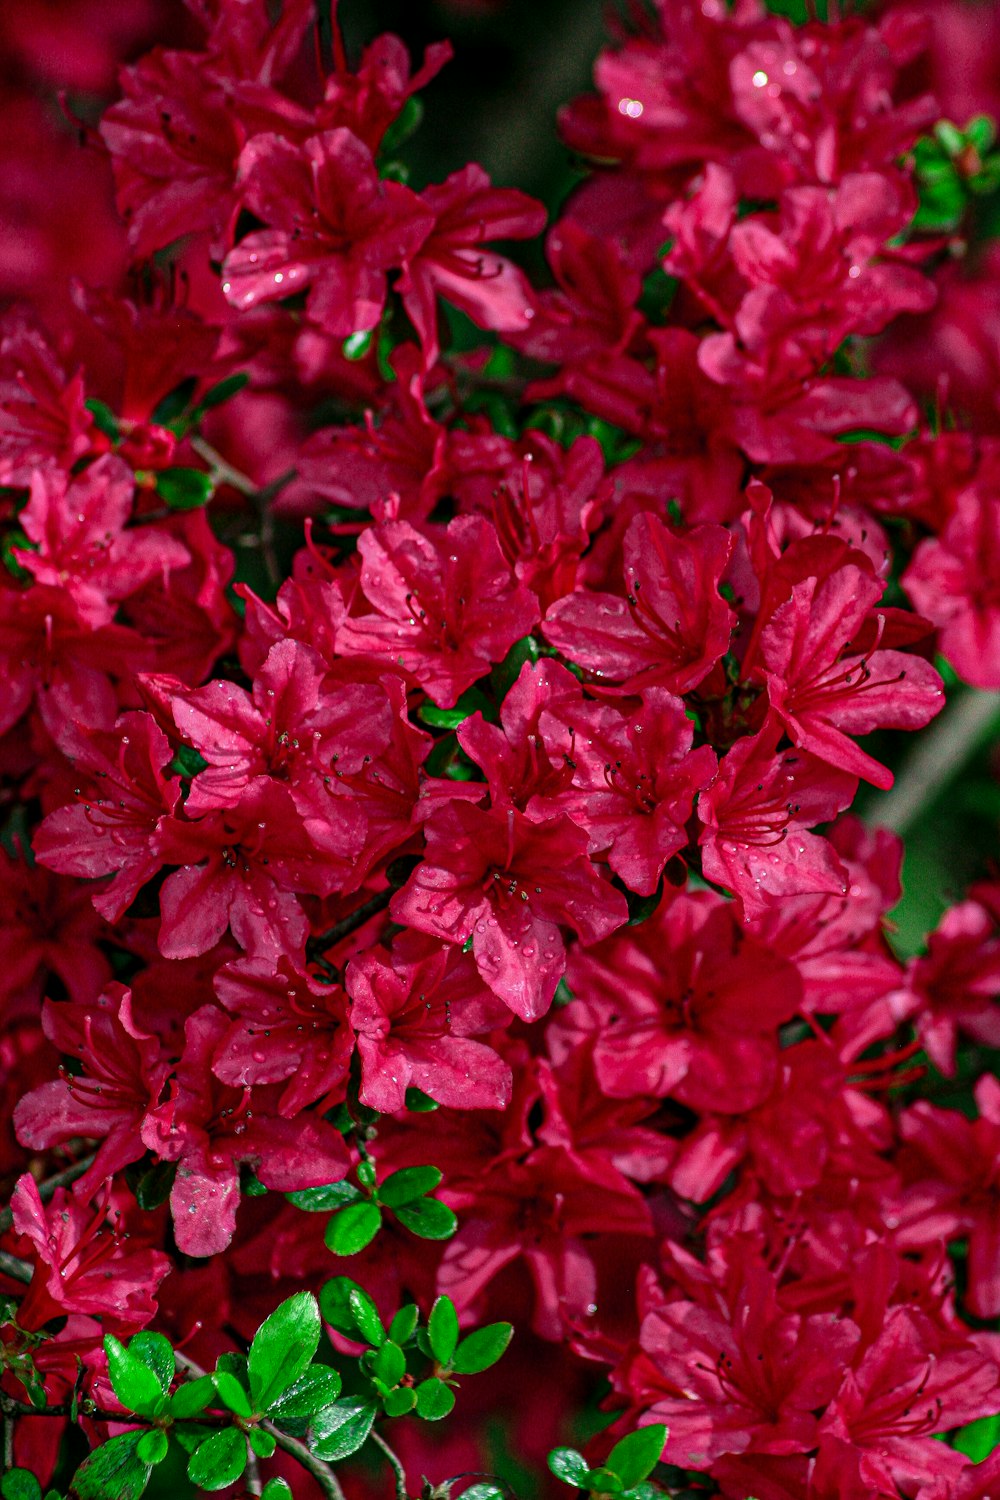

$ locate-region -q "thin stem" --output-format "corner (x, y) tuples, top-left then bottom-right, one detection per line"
(189, 436), (294, 588)
(371, 1428), (409, 1500)
(314, 888), (393, 952)
(245, 1438), (262, 1496)
(3, 1402), (13, 1470)
(0, 1252), (32, 1285)
(863, 687), (1000, 835)
(0, 1154), (97, 1235)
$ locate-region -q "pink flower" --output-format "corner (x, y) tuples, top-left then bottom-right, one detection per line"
(904, 485), (1000, 690)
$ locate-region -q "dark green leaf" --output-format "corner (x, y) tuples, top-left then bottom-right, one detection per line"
(954, 1412), (1000, 1462)
(135, 1432), (168, 1467)
(405, 1087), (439, 1112)
(583, 1470), (622, 1493)
(460, 1486), (506, 1500)
(309, 1398), (377, 1462)
(248, 1291), (322, 1412)
(356, 1159), (377, 1191)
(343, 330), (374, 361)
(195, 372), (250, 413)
(187, 1428), (247, 1491)
(491, 635), (540, 700)
(213, 1369), (253, 1417)
(133, 1160), (177, 1211)
(1, 1471), (43, 1500)
(319, 1276), (366, 1337)
(287, 1180), (362, 1212)
(383, 1386), (417, 1417)
(156, 467), (213, 511)
(325, 1200), (382, 1255)
(378, 1166), (443, 1207)
(393, 1197), (457, 1240)
(169, 1375), (215, 1419)
(450, 1322), (513, 1374)
(249, 1428), (277, 1459)
(71, 1431), (151, 1500)
(128, 1333), (174, 1394)
(389, 1304), (419, 1344)
(380, 96), (423, 157)
(428, 1296), (459, 1365)
(104, 1335), (166, 1417)
(151, 378), (197, 426)
(268, 1366), (343, 1426)
(372, 1340), (406, 1388)
(84, 398), (120, 441)
(548, 1448), (589, 1486)
(348, 1287), (386, 1347)
(418, 688), (493, 730)
(414, 1377), (455, 1421)
(606, 1426), (667, 1488)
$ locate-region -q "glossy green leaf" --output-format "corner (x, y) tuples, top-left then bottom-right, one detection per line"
(606, 1426), (667, 1489)
(287, 1181), (362, 1212)
(428, 1296), (459, 1365)
(196, 372), (250, 412)
(325, 1200), (382, 1255)
(104, 1335), (166, 1417)
(169, 1375), (215, 1419)
(460, 1486), (506, 1500)
(268, 1366), (343, 1427)
(414, 1376), (455, 1420)
(583, 1469), (622, 1493)
(389, 1304), (419, 1344)
(319, 1276), (366, 1337)
(84, 397), (120, 441)
(187, 1428), (247, 1491)
(547, 1449), (589, 1487)
(155, 467), (213, 510)
(213, 1369), (253, 1417)
(450, 1322), (513, 1374)
(378, 1165), (443, 1207)
(261, 1481), (293, 1500)
(954, 1411), (1000, 1461)
(248, 1291), (322, 1412)
(249, 1428), (277, 1459)
(348, 1286), (386, 1346)
(1, 1471), (43, 1500)
(393, 1197), (457, 1240)
(128, 1333), (174, 1394)
(135, 1431), (168, 1466)
(383, 1386), (418, 1417)
(309, 1398), (377, 1462)
(372, 1339), (407, 1388)
(71, 1430), (152, 1500)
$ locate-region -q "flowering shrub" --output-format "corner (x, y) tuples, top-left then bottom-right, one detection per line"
(2, 0), (1000, 1497)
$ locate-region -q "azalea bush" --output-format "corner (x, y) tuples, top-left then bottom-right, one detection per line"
(3, 0), (1000, 1496)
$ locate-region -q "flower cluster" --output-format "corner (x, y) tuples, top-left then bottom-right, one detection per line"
(1, 1), (1000, 1498)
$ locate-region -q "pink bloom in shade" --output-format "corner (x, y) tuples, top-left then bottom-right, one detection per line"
(894, 1078), (1000, 1320)
(534, 687), (717, 896)
(542, 513), (734, 694)
(154, 637), (392, 817)
(346, 934), (512, 1113)
(0, 853), (111, 1008)
(535, 1048), (675, 1186)
(900, 896), (1000, 1076)
(336, 515), (539, 708)
(141, 1005), (350, 1258)
(580, 893), (800, 1114)
(153, 781), (360, 960)
(0, 312), (94, 484)
(819, 1307), (1000, 1496)
(10, 1176), (171, 1335)
(13, 987), (170, 1200)
(391, 799), (628, 1021)
(33, 711), (180, 923)
(316, 31), (453, 154)
(697, 717), (856, 916)
(751, 562), (944, 790)
(637, 1262), (861, 1468)
(512, 219), (644, 367)
(212, 955), (353, 1117)
(903, 486), (1000, 691)
(396, 165), (546, 364)
(223, 129), (432, 336)
(456, 658), (582, 810)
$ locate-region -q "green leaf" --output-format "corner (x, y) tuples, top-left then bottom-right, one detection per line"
(151, 378), (197, 426)
(356, 1159), (377, 1191)
(383, 1386), (417, 1417)
(268, 1366), (343, 1427)
(343, 330), (374, 361)
(393, 1197), (457, 1240)
(491, 634), (540, 701)
(135, 1431), (168, 1466)
(348, 1286), (386, 1347)
(405, 1087), (439, 1112)
(450, 1322), (513, 1374)
(325, 1200), (382, 1255)
(309, 1398), (377, 1462)
(461, 1486), (506, 1500)
(287, 1180), (362, 1212)
(584, 1470), (622, 1493)
(378, 1165), (443, 1207)
(195, 372), (250, 413)
(954, 1411), (1000, 1461)
(128, 1332), (174, 1394)
(169, 1375), (215, 1418)
(249, 1428), (277, 1459)
(319, 1276), (367, 1337)
(1, 1471), (43, 1500)
(428, 1296), (459, 1365)
(85, 397), (120, 441)
(132, 1160), (176, 1211)
(261, 1481), (293, 1500)
(389, 1304), (419, 1344)
(414, 1377), (455, 1420)
(213, 1369), (253, 1417)
(372, 1340), (406, 1388)
(248, 1291), (322, 1412)
(418, 688), (492, 730)
(104, 1335), (166, 1417)
(156, 467), (214, 511)
(71, 1430), (152, 1500)
(548, 1449), (589, 1486)
(606, 1426), (667, 1488)
(187, 1428), (247, 1491)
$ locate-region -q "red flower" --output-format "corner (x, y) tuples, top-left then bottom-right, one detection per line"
(904, 485), (1000, 691)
